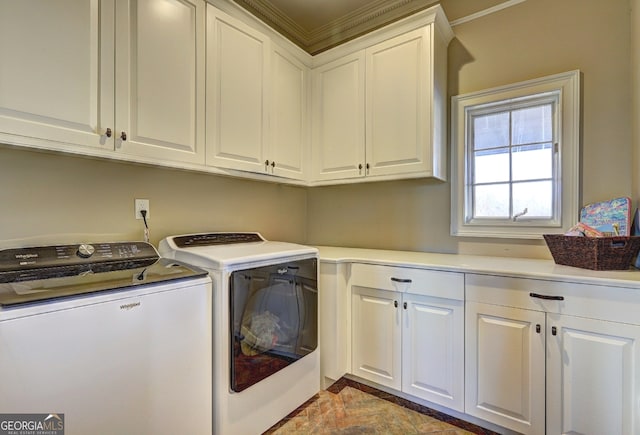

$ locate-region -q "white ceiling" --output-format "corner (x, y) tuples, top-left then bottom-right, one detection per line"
(232, 0), (441, 54)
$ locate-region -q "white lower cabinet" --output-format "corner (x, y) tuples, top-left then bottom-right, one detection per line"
(321, 254), (640, 435)
(547, 314), (640, 435)
(401, 292), (464, 409)
(352, 286), (401, 389)
(465, 301), (545, 434)
(466, 273), (640, 435)
(350, 264), (464, 411)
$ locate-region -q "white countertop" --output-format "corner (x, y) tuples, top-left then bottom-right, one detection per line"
(316, 246), (640, 290)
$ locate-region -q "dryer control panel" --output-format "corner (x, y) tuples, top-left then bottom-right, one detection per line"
(173, 232), (264, 248)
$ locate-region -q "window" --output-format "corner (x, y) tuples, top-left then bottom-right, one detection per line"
(451, 71), (580, 239)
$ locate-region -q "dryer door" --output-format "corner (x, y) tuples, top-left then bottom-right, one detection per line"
(229, 257), (317, 392)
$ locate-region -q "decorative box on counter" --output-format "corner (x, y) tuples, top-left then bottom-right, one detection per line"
(543, 234), (640, 270)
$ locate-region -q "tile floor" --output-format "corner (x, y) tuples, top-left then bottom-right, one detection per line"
(264, 378), (500, 434)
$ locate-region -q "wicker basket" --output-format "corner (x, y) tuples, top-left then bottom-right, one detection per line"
(543, 234), (640, 270)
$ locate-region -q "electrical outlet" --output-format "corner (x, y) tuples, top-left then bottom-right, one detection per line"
(135, 199), (150, 220)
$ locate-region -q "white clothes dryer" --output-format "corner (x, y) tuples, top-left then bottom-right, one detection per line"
(159, 232), (320, 435)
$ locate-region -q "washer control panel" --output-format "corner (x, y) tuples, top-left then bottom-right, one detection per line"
(77, 244), (95, 258)
(0, 242), (159, 273)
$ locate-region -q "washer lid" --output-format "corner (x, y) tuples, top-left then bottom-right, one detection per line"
(159, 233), (318, 270)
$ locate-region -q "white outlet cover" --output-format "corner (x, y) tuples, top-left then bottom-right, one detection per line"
(135, 199), (150, 219)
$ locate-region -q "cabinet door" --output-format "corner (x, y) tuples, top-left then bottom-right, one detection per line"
(312, 52), (366, 181)
(365, 27), (432, 177)
(402, 294), (464, 411)
(547, 314), (640, 435)
(465, 302), (546, 435)
(206, 7), (269, 173)
(115, 0), (205, 164)
(351, 285), (401, 389)
(270, 47), (307, 180)
(0, 0), (114, 151)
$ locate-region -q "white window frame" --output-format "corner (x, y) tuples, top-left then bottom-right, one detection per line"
(451, 70), (580, 239)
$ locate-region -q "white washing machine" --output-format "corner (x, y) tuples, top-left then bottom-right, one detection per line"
(159, 232), (319, 435)
(0, 241), (212, 434)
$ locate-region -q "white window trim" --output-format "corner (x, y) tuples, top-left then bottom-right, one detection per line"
(451, 70), (580, 239)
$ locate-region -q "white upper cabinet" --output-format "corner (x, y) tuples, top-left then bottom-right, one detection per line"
(206, 6), (308, 181)
(312, 52), (366, 181)
(311, 6), (452, 184)
(0, 0), (114, 151)
(270, 47), (308, 180)
(1, 2), (450, 185)
(0, 0), (206, 165)
(366, 28), (432, 178)
(115, 0), (206, 164)
(206, 7), (270, 174)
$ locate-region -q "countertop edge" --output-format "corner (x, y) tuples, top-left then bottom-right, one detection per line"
(315, 246), (640, 290)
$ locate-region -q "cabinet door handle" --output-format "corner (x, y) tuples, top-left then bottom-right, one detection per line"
(536, 324), (541, 334)
(105, 127), (112, 138)
(358, 163), (363, 174)
(529, 292), (564, 301)
(366, 163), (370, 174)
(403, 301), (407, 310)
(391, 277), (412, 283)
(271, 161), (276, 168)
(120, 131), (127, 141)
(552, 326), (558, 336)
(394, 300), (398, 308)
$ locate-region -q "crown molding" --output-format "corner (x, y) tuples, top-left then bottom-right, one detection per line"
(233, 0), (440, 54)
(449, 0), (526, 26)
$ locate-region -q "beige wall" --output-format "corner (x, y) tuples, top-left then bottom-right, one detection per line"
(0, 146), (307, 248)
(308, 0), (634, 258)
(0, 0), (634, 259)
